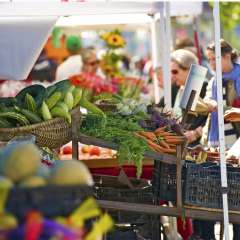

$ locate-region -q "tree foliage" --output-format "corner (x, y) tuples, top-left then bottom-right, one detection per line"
(209, 2), (240, 30)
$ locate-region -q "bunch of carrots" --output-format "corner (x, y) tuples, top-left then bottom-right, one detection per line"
(135, 126), (186, 154)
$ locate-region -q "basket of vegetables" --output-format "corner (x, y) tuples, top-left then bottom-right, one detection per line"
(0, 142), (94, 218)
(0, 80), (105, 149)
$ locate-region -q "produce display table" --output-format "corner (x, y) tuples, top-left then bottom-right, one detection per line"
(68, 107), (240, 225)
(97, 200), (240, 224)
(1, 1), (236, 238)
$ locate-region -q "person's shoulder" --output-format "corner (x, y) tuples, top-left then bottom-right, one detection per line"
(59, 55), (82, 68)
(68, 55), (82, 61)
(234, 63), (240, 70)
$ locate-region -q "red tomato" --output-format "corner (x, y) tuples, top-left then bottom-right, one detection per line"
(89, 146), (101, 156)
(81, 145), (91, 154)
(62, 145), (72, 155)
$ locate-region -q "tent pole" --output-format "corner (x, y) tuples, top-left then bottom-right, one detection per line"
(151, 14), (161, 104)
(161, 2), (171, 109)
(193, 17), (202, 64)
(213, 2), (230, 239)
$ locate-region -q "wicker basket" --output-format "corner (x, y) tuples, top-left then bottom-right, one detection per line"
(0, 117), (71, 149)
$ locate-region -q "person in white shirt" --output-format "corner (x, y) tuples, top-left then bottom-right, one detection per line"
(55, 35), (82, 81)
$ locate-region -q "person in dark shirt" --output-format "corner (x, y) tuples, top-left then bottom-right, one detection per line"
(158, 83), (179, 108)
(30, 49), (57, 83)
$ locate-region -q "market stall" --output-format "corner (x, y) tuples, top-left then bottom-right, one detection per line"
(0, 1), (239, 240)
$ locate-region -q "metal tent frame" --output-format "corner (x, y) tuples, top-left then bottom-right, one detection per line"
(0, 1), (232, 238)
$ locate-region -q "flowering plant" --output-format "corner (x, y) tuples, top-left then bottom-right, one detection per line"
(100, 30), (126, 78)
(116, 76), (145, 99)
(101, 29), (126, 49)
(69, 72), (117, 95)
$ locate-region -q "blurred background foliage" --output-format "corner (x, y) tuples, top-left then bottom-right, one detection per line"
(209, 2), (240, 49)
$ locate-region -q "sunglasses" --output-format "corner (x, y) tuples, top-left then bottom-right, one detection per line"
(171, 69), (179, 75)
(85, 60), (99, 66)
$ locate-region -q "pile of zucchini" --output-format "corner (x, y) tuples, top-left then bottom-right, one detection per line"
(0, 80), (104, 128)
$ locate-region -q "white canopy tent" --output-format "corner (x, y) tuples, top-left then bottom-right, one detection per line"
(0, 1), (230, 237)
(0, 1), (202, 108)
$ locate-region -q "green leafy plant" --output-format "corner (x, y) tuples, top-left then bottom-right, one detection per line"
(100, 29), (126, 78)
(209, 2), (240, 30)
(80, 113), (149, 177)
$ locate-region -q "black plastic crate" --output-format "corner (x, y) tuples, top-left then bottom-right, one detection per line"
(95, 185), (153, 204)
(184, 163), (240, 210)
(107, 229), (137, 240)
(6, 185), (93, 219)
(152, 160), (190, 202)
(152, 160), (177, 202)
(94, 184), (156, 239)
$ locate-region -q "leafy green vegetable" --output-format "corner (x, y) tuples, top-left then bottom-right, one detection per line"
(80, 113), (149, 177)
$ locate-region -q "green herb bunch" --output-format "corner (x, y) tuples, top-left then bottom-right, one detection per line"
(80, 113), (149, 177)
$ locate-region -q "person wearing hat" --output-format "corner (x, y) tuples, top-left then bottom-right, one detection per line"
(55, 35), (83, 81)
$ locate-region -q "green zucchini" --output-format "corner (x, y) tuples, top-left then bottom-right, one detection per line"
(56, 102), (69, 113)
(25, 93), (37, 113)
(16, 84), (46, 107)
(54, 79), (71, 90)
(0, 112), (30, 126)
(0, 97), (18, 107)
(64, 91), (74, 110)
(45, 85), (57, 99)
(72, 87), (82, 107)
(80, 97), (105, 116)
(0, 118), (12, 128)
(0, 104), (8, 112)
(46, 92), (62, 109)
(41, 101), (52, 121)
(21, 109), (42, 124)
(51, 106), (71, 124)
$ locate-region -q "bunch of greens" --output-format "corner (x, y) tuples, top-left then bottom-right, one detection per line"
(80, 113), (149, 177)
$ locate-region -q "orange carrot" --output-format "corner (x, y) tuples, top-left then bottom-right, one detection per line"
(147, 140), (166, 153)
(165, 139), (185, 145)
(135, 132), (176, 154)
(158, 139), (170, 149)
(138, 131), (156, 141)
(155, 131), (173, 137)
(134, 133), (148, 141)
(155, 126), (166, 134)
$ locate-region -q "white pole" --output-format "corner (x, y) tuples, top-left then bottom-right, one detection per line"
(161, 2), (172, 109)
(213, 2), (230, 239)
(151, 14), (161, 104)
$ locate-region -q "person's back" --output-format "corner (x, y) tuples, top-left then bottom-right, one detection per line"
(55, 35), (82, 81)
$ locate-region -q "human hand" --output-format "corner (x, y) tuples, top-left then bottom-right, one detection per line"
(195, 126), (203, 138)
(184, 130), (197, 143)
(184, 126), (203, 143)
(204, 99), (218, 112)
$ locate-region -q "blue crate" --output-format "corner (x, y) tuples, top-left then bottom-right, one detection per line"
(184, 163), (240, 210)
